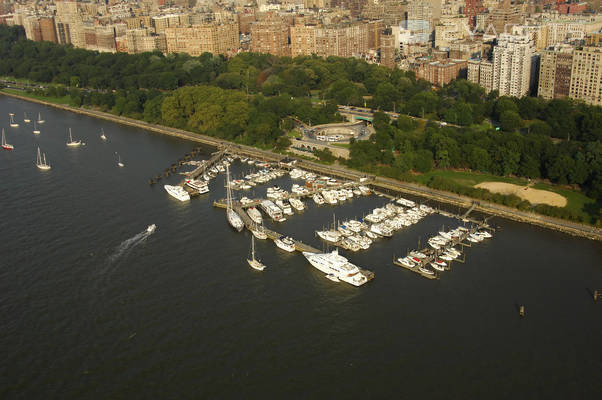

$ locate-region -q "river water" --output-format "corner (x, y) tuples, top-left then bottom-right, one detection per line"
(1, 96), (601, 399)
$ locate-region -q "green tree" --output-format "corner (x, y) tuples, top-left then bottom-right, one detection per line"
(500, 110), (521, 132)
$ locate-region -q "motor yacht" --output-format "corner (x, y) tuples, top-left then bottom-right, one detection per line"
(147, 224), (156, 233)
(316, 230), (341, 244)
(302, 249), (368, 286)
(275, 236), (296, 252)
(164, 185), (190, 202)
(397, 257), (416, 268)
(246, 206), (263, 224)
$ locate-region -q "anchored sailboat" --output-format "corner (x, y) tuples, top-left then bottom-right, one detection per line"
(116, 152), (124, 167)
(66, 128), (81, 147)
(37, 112), (45, 124)
(247, 236), (266, 271)
(2, 128), (14, 150)
(100, 128), (107, 141)
(33, 121), (40, 135)
(9, 113), (19, 128)
(36, 146), (51, 170)
(226, 164), (244, 232)
(23, 112), (30, 123)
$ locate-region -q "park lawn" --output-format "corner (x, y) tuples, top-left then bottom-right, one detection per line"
(1, 76), (35, 84)
(411, 170), (529, 187)
(531, 182), (597, 218)
(2, 88), (70, 105)
(410, 169), (596, 220)
(287, 130), (303, 138)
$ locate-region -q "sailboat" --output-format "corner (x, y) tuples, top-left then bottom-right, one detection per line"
(100, 128), (107, 141)
(252, 221), (268, 240)
(33, 121), (40, 135)
(226, 164), (244, 232)
(66, 128), (81, 147)
(247, 236), (266, 271)
(2, 128), (14, 150)
(36, 146), (51, 170)
(23, 112), (30, 123)
(37, 112), (45, 124)
(9, 113), (19, 128)
(116, 152), (124, 167)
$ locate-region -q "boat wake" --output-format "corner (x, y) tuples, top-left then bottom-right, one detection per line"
(107, 228), (154, 265)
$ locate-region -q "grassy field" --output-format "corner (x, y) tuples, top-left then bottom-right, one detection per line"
(531, 182), (597, 217)
(1, 88), (70, 105)
(411, 169), (596, 219)
(411, 170), (529, 187)
(331, 142), (350, 149)
(287, 129), (303, 139)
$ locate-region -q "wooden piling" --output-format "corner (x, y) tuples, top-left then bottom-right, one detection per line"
(594, 290), (599, 302)
(519, 305), (525, 317)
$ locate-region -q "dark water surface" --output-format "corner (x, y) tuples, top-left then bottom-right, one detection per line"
(1, 96), (601, 399)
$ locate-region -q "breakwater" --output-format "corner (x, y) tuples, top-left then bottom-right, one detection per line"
(2, 90), (600, 241)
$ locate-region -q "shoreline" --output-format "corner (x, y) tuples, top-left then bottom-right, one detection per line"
(2, 90), (601, 241)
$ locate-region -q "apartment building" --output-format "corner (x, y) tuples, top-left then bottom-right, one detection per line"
(538, 45), (574, 100)
(569, 46), (602, 106)
(250, 20), (290, 56)
(165, 22), (239, 56)
(492, 34), (534, 97)
(290, 22), (372, 58)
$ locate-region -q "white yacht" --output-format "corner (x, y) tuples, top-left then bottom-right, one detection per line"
(147, 224), (156, 233)
(247, 236), (266, 271)
(260, 199), (285, 222)
(316, 230), (341, 244)
(312, 193), (325, 205)
(164, 185), (190, 201)
(430, 262), (445, 272)
(302, 249), (368, 286)
(36, 146), (51, 170)
(276, 199), (293, 216)
(289, 198), (305, 211)
(419, 266), (435, 276)
(275, 236), (296, 252)
(246, 206), (263, 224)
(185, 179), (209, 194)
(396, 256), (416, 268)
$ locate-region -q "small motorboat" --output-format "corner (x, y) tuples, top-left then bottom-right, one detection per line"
(147, 224), (156, 233)
(430, 262), (445, 272)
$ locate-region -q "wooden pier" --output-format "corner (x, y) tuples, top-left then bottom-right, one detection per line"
(213, 200), (375, 282)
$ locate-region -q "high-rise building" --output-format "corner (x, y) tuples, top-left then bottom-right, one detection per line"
(569, 46), (602, 106)
(165, 22), (239, 56)
(538, 45), (573, 100)
(39, 17), (58, 43)
(486, 0), (521, 36)
(492, 34), (534, 97)
(380, 30), (396, 68)
(467, 59), (494, 92)
(250, 20), (290, 56)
